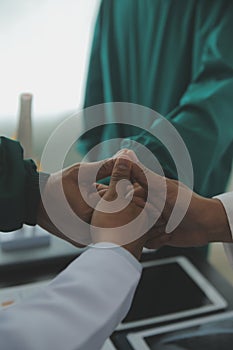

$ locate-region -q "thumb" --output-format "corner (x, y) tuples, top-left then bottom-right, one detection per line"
(114, 149), (139, 163)
(78, 158), (115, 184)
(107, 157), (133, 200)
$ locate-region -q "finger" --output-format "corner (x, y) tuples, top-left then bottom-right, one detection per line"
(87, 187), (109, 213)
(131, 163), (168, 216)
(133, 184), (147, 199)
(96, 158), (116, 181)
(97, 189), (108, 197)
(132, 196), (146, 208)
(125, 182), (146, 201)
(78, 158), (116, 183)
(131, 161), (165, 193)
(95, 183), (109, 191)
(114, 149), (139, 163)
(107, 157), (132, 199)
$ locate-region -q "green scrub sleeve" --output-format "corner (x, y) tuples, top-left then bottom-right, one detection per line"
(0, 137), (49, 232)
(77, 5), (104, 156)
(123, 13), (233, 194)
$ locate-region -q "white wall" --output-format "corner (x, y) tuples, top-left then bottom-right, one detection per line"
(0, 0), (100, 130)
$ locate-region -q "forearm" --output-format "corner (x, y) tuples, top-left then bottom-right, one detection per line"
(202, 198), (232, 243)
(0, 244), (141, 350)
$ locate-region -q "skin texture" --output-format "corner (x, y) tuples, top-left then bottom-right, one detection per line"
(99, 149), (232, 249)
(129, 156), (233, 248)
(37, 147), (232, 254)
(91, 157), (157, 260)
(37, 153), (156, 259)
(37, 158), (116, 247)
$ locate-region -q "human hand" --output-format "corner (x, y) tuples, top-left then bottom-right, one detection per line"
(91, 157), (155, 260)
(129, 160), (232, 248)
(145, 183), (232, 248)
(37, 158), (115, 247)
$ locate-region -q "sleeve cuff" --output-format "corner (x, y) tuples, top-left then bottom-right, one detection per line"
(24, 159), (50, 226)
(214, 192), (233, 240)
(90, 242), (142, 274)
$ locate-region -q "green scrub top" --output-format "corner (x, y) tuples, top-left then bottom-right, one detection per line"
(78, 0), (233, 197)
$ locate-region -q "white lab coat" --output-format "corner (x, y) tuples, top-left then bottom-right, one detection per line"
(215, 192), (233, 267)
(0, 243), (141, 350)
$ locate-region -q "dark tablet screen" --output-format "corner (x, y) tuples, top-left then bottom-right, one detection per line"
(118, 257), (226, 329)
(123, 261), (213, 324)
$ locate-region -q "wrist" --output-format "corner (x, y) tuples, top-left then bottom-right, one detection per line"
(203, 198), (232, 243)
(123, 236), (145, 261)
(91, 228), (144, 261)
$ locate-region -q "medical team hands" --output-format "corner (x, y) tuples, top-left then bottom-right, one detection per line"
(91, 156), (157, 259)
(37, 148), (232, 258)
(36, 152), (157, 259)
(93, 149), (232, 249)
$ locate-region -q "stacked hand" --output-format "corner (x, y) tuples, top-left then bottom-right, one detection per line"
(37, 148), (232, 258)
(91, 156), (155, 259)
(37, 150), (157, 259)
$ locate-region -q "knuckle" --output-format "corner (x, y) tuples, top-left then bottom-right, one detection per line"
(111, 170), (126, 181)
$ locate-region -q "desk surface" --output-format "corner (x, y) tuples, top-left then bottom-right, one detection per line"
(0, 233), (84, 287)
(113, 247), (233, 349)
(0, 232), (83, 267)
(1, 245), (233, 349)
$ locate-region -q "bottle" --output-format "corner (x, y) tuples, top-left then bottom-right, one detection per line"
(17, 93), (33, 159)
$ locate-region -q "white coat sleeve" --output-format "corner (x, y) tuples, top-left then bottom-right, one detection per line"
(0, 243), (142, 350)
(214, 192), (233, 268)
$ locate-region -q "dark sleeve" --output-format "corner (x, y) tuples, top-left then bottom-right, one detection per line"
(122, 11), (233, 195)
(77, 1), (105, 157)
(0, 137), (49, 232)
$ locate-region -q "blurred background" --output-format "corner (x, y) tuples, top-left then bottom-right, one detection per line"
(0, 0), (233, 286)
(0, 0), (100, 162)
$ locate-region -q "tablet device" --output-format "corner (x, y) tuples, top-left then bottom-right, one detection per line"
(117, 256), (227, 331)
(127, 310), (233, 350)
(0, 256), (227, 337)
(101, 339), (116, 350)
